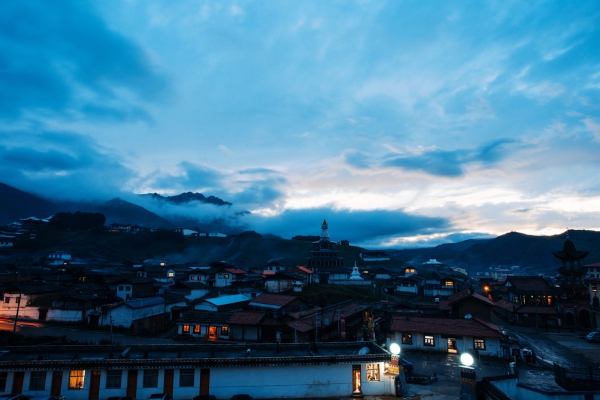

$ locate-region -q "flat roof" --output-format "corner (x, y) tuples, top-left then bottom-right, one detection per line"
(0, 342), (390, 370)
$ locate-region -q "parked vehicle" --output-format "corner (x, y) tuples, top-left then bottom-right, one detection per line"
(0, 395), (28, 400)
(193, 396), (216, 400)
(586, 331), (600, 343)
(231, 395), (252, 400)
(148, 394), (173, 400)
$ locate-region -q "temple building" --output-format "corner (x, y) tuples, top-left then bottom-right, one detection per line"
(306, 220), (344, 269)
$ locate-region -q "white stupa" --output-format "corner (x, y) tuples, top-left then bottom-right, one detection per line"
(350, 261), (363, 280)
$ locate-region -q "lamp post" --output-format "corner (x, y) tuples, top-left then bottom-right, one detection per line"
(459, 353), (476, 400)
(389, 343), (407, 397)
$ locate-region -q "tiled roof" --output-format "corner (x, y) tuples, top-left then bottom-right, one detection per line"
(178, 310), (235, 324)
(126, 296), (164, 309)
(225, 268), (247, 275)
(494, 298), (518, 312)
(515, 306), (558, 315)
(447, 289), (495, 307)
(505, 276), (559, 292)
(228, 311), (266, 325)
(389, 316), (504, 338)
(251, 293), (298, 307)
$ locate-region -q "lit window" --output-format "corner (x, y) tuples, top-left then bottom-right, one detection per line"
(69, 370), (85, 389)
(424, 335), (435, 346)
(444, 281), (454, 287)
(168, 272), (174, 277)
(106, 370), (122, 389)
(183, 325), (190, 333)
(220, 326), (229, 336)
(366, 363), (380, 381)
(190, 276), (196, 280)
(402, 333), (412, 345)
(143, 370), (158, 388)
(179, 369), (194, 387)
(224, 274), (230, 279)
(29, 371), (46, 391)
(194, 325), (200, 333)
(474, 338), (486, 350)
(218, 274), (223, 278)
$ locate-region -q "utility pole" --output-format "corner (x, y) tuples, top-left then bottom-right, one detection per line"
(110, 316), (114, 345)
(535, 290), (539, 333)
(12, 271), (22, 334)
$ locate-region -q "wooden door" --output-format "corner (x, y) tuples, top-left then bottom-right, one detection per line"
(126, 370), (138, 398)
(51, 371), (63, 396)
(12, 372), (24, 393)
(89, 370), (101, 400)
(164, 369), (174, 396)
(199, 369), (210, 396)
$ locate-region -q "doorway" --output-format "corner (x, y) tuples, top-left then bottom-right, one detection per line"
(200, 369), (210, 396)
(12, 372), (24, 394)
(51, 371), (63, 396)
(164, 369), (174, 396)
(208, 326), (217, 339)
(447, 338), (458, 353)
(352, 365), (362, 394)
(126, 370), (138, 399)
(89, 370), (101, 400)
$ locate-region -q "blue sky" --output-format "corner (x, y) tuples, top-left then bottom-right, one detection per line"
(1, 1), (600, 247)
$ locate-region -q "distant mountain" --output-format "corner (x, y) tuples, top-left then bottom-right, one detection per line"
(0, 182), (58, 224)
(388, 230), (600, 275)
(59, 198), (175, 229)
(141, 192), (232, 206)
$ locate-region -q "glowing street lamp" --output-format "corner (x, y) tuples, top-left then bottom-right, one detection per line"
(460, 353), (474, 367)
(389, 343), (401, 355)
(459, 353), (476, 399)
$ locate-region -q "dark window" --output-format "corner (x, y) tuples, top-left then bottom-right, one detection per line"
(179, 369), (194, 387)
(15, 297), (20, 304)
(106, 370), (122, 388)
(29, 371), (46, 390)
(119, 286), (124, 291)
(424, 335), (435, 346)
(143, 370), (159, 388)
(402, 333), (412, 345)
(474, 338), (486, 350)
(0, 372), (6, 391)
(221, 326), (229, 336)
(4, 297), (9, 304)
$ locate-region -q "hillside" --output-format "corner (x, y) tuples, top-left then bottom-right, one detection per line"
(388, 229), (600, 274)
(0, 182), (58, 224)
(15, 230), (375, 268)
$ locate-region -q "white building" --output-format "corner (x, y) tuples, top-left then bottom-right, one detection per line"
(0, 342), (395, 400)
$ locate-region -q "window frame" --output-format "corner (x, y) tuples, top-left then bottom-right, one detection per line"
(401, 333), (413, 345)
(105, 370), (122, 389)
(366, 363), (380, 381)
(0, 372), (7, 392)
(474, 338), (486, 350)
(424, 335), (435, 347)
(4, 297), (9, 304)
(143, 369), (159, 388)
(193, 325), (200, 334)
(220, 326), (229, 336)
(29, 371), (47, 391)
(68, 370), (85, 390)
(179, 369), (195, 387)
(182, 325), (190, 333)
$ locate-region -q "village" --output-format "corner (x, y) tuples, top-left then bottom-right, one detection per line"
(0, 217), (599, 399)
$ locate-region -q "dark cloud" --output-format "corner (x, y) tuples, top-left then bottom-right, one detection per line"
(149, 162), (224, 193)
(381, 139), (518, 177)
(0, 1), (167, 121)
(0, 130), (134, 200)
(247, 207), (448, 245)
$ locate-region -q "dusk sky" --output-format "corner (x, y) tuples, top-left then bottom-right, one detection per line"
(1, 1), (600, 248)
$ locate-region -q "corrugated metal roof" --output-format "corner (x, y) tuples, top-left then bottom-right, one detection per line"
(126, 297), (164, 309)
(204, 294), (251, 306)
